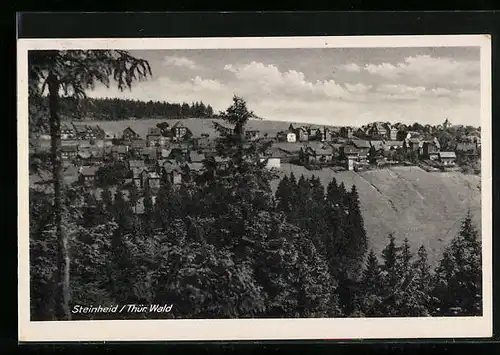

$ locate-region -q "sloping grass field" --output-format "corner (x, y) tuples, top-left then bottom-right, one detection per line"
(72, 118), (337, 138)
(273, 165), (481, 266)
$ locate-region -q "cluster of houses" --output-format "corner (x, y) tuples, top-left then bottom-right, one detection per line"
(36, 119), (482, 191)
(270, 122), (480, 171)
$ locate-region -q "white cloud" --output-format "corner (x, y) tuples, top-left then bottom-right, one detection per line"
(345, 83), (372, 94)
(363, 54), (479, 88)
(223, 61), (360, 100)
(341, 63), (362, 73)
(163, 56), (200, 70)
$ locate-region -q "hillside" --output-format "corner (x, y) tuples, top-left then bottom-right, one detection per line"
(271, 165), (481, 266)
(72, 118), (339, 138)
(68, 119), (482, 265)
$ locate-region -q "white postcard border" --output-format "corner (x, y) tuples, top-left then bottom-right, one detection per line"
(17, 35), (492, 341)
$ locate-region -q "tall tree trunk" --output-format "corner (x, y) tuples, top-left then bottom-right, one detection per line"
(47, 71), (71, 320)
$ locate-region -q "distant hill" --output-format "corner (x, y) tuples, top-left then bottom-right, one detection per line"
(271, 165), (481, 266)
(72, 118), (340, 139)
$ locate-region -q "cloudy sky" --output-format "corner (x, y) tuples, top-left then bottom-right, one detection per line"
(87, 47), (481, 127)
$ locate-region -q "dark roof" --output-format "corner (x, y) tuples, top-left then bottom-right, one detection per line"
(185, 162), (204, 171)
(370, 140), (384, 150)
(124, 126), (138, 135)
(171, 121), (186, 129)
(61, 145), (78, 152)
(351, 139), (371, 149)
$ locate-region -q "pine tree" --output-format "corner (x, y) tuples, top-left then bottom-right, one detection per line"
(343, 184), (368, 278)
(380, 233), (401, 316)
(275, 175), (292, 213)
(432, 212), (482, 316)
(412, 245), (432, 316)
(359, 249), (384, 316)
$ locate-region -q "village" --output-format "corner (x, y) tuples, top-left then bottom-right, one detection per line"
(29, 119), (481, 213)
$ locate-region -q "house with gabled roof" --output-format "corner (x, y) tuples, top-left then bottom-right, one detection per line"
(340, 126), (354, 139)
(146, 127), (163, 147)
(367, 122), (388, 139)
(111, 145), (129, 160)
(122, 127), (140, 141)
(171, 121), (192, 140)
(161, 161), (183, 185)
(294, 126), (309, 142)
(78, 166), (99, 186)
(438, 151), (456, 167)
(61, 145), (78, 160)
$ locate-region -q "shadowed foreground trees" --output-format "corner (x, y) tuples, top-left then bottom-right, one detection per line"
(29, 49), (152, 320)
(29, 96), (482, 320)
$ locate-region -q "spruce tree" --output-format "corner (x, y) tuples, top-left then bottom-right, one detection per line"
(433, 212), (482, 316)
(359, 249), (384, 316)
(380, 233), (401, 316)
(412, 245), (432, 316)
(275, 175), (292, 213)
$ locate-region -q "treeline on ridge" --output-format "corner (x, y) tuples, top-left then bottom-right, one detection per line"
(50, 96), (216, 120)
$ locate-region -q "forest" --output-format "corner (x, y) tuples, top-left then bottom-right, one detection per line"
(29, 97), (483, 320)
(50, 96), (216, 120)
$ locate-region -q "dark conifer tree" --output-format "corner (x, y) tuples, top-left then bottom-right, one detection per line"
(359, 249), (384, 316)
(432, 211), (482, 316)
(413, 245), (433, 316)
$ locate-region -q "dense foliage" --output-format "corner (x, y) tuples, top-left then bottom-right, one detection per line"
(30, 96), (482, 320)
(49, 96), (216, 121)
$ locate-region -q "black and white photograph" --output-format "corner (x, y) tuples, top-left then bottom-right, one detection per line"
(18, 35), (492, 341)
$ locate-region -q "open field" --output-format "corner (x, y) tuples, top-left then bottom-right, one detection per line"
(72, 118), (338, 138)
(271, 165), (481, 266)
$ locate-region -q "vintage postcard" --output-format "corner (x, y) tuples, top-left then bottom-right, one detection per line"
(18, 35), (492, 341)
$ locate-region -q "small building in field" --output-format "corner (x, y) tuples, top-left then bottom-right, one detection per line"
(280, 130), (297, 143)
(294, 126), (309, 142)
(438, 151), (457, 167)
